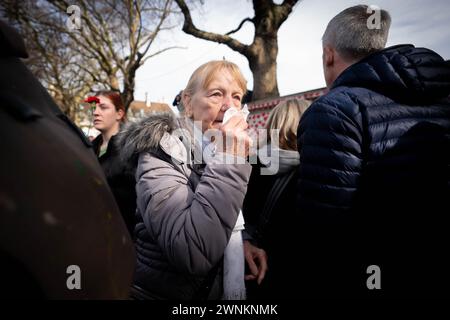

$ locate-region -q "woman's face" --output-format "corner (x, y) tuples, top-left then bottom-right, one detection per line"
(185, 70), (244, 132)
(93, 95), (123, 133)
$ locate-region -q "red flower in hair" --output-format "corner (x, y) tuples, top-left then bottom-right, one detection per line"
(83, 96), (100, 137)
(85, 96), (100, 104)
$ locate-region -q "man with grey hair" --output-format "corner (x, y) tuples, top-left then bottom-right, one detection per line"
(321, 5), (391, 86)
(295, 5), (450, 298)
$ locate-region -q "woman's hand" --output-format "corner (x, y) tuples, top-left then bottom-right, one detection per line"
(219, 114), (252, 158)
(244, 240), (268, 285)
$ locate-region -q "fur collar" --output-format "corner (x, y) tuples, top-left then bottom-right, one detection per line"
(116, 112), (177, 164)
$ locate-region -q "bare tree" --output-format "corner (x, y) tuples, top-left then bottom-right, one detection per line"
(1, 0), (181, 119)
(1, 1), (96, 118)
(175, 0), (299, 101)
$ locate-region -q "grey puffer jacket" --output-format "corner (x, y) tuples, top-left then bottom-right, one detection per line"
(117, 113), (252, 300)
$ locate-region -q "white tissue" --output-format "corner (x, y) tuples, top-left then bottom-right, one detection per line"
(241, 104), (250, 120)
(222, 104), (250, 124)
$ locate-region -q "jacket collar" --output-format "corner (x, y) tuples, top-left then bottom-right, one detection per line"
(116, 112), (205, 174)
(332, 44), (450, 103)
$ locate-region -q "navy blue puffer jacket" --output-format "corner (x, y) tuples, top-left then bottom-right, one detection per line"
(296, 45), (450, 298)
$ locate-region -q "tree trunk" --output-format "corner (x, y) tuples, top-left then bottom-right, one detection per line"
(121, 87), (134, 113)
(248, 36), (279, 101)
(122, 64), (138, 112)
(109, 73), (134, 112)
(109, 74), (120, 92)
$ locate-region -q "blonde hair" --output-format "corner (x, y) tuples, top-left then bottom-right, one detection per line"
(265, 99), (311, 151)
(182, 60), (247, 107)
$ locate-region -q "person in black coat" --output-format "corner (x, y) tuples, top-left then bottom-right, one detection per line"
(0, 20), (135, 299)
(90, 91), (137, 237)
(243, 98), (310, 299)
(296, 5), (450, 298)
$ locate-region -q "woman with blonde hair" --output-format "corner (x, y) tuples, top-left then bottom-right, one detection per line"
(118, 60), (267, 300)
(243, 98), (311, 299)
(265, 99), (310, 150)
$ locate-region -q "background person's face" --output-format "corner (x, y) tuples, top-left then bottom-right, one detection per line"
(186, 70), (244, 132)
(93, 95), (121, 133)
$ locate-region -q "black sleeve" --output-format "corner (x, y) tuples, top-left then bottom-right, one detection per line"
(296, 96), (363, 223)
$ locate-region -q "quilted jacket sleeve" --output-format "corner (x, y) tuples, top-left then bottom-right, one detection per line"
(296, 91), (364, 222)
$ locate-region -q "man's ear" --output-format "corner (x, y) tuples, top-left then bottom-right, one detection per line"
(323, 45), (335, 67)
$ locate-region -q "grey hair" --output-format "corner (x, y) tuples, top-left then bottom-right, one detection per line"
(322, 5), (391, 62)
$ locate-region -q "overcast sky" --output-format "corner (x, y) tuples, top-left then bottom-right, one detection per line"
(135, 0), (450, 108)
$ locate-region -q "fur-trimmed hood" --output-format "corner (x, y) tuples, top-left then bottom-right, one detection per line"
(115, 112), (178, 165)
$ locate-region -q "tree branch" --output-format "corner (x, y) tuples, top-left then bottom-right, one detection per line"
(47, 0), (115, 74)
(275, 0), (300, 27)
(225, 17), (254, 35)
(174, 0), (249, 56)
(138, 0), (173, 59)
(140, 45), (186, 64)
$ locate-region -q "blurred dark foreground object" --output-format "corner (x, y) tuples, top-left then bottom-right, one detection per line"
(0, 20), (135, 299)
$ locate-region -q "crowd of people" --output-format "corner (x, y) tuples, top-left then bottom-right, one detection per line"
(1, 4), (450, 299)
